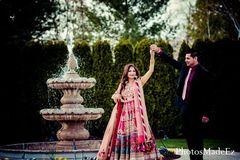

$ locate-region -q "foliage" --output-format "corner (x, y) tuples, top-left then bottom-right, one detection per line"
(0, 0), (60, 42)
(178, 41), (190, 63)
(151, 40), (180, 137)
(73, 40), (93, 77)
(36, 40), (67, 140)
(1, 0), (240, 148)
(95, 0), (169, 40)
(0, 39), (67, 144)
(90, 40), (114, 137)
(113, 39), (134, 87)
(3, 37), (240, 145)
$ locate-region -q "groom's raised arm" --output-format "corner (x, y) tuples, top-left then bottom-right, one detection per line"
(150, 44), (182, 70)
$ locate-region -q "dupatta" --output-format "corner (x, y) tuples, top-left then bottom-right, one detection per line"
(134, 79), (154, 151)
(97, 101), (122, 160)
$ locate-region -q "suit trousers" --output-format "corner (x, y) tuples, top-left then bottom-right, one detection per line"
(181, 105), (204, 160)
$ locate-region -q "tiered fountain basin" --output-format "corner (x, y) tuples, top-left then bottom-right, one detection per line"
(46, 77), (96, 89)
(41, 108), (103, 121)
(39, 74), (104, 150)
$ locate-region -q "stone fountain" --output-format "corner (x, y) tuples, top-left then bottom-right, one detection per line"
(40, 53), (104, 150)
(0, 53), (104, 159)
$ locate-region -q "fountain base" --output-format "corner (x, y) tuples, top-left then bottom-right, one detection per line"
(56, 140), (101, 150)
(0, 140), (101, 159)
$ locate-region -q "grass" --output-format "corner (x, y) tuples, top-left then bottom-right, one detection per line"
(157, 138), (187, 149)
(156, 138), (239, 151)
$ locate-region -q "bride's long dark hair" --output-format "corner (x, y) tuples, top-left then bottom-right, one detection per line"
(119, 64), (140, 94)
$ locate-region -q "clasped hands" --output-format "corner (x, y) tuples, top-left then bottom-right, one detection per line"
(150, 44), (163, 54)
(202, 115), (209, 123)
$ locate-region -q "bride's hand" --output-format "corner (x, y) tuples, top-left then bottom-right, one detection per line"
(112, 92), (121, 103)
(150, 44), (158, 51)
(150, 49), (155, 57)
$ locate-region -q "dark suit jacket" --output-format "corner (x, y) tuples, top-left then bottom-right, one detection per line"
(160, 52), (211, 117)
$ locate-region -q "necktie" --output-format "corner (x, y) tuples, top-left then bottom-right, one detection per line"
(182, 68), (192, 100)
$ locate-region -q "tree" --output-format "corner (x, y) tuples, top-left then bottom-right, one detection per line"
(95, 0), (169, 41)
(0, 0), (60, 43)
(152, 40), (180, 137)
(178, 40), (191, 62)
(90, 40), (114, 137)
(113, 38), (134, 85)
(0, 0), (61, 144)
(187, 0), (240, 41)
(219, 0), (240, 39)
(73, 40), (93, 77)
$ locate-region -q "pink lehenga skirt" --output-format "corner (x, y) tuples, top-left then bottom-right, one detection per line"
(109, 100), (160, 160)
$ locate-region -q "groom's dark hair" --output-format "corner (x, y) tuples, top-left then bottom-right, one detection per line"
(186, 49), (198, 58)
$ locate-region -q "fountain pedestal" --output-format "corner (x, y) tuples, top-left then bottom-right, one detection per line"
(57, 121), (89, 140)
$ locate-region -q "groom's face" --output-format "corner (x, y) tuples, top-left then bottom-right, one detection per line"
(185, 53), (197, 67)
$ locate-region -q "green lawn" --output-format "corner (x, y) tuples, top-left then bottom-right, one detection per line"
(157, 138), (187, 149)
(156, 138), (239, 151)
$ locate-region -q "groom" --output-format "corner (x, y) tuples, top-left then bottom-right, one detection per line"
(151, 44), (210, 160)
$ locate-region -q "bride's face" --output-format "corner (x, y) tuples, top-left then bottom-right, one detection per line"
(127, 66), (136, 80)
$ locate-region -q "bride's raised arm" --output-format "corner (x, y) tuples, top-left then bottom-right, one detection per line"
(141, 50), (155, 86)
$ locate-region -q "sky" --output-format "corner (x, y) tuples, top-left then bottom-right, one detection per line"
(159, 0), (197, 52)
